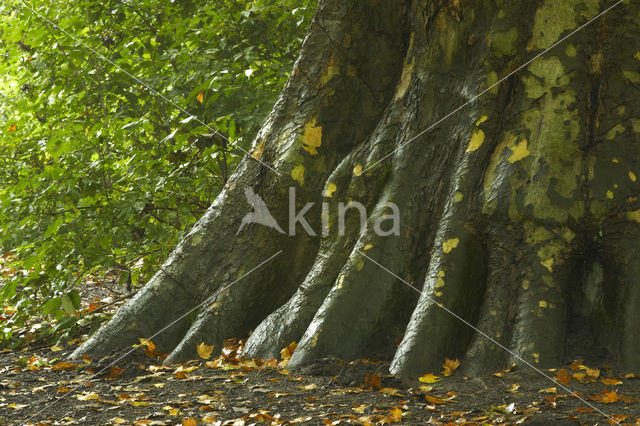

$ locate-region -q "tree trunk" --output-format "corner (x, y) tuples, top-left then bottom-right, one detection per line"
(73, 0), (640, 378)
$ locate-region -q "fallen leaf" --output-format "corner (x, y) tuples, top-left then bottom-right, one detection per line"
(196, 91), (204, 104)
(280, 342), (297, 366)
(554, 368), (571, 385)
(569, 360), (584, 370)
(601, 378), (623, 385)
(418, 373), (441, 383)
(77, 392), (101, 401)
(380, 387), (403, 396)
(494, 363), (516, 377)
(441, 357), (460, 376)
(52, 361), (75, 370)
(298, 383), (317, 390)
(8, 403), (27, 410)
(182, 418), (197, 426)
(105, 366), (125, 380)
(352, 404), (367, 413)
(507, 383), (521, 393)
(50, 345), (63, 352)
(365, 373), (381, 389)
(539, 387), (557, 394)
(425, 394), (447, 404)
(197, 342), (214, 360)
(387, 407), (403, 422)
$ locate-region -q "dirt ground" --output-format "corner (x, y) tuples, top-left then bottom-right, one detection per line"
(1, 337), (639, 425)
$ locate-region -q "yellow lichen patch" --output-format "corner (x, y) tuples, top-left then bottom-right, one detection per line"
(522, 279), (530, 290)
(539, 300), (548, 308)
(508, 139), (530, 163)
(323, 182), (337, 198)
(540, 258), (554, 272)
(319, 55), (339, 86)
(363, 244), (373, 251)
(629, 172), (637, 182)
(565, 44), (577, 57)
(454, 191), (464, 202)
(612, 158), (620, 163)
(490, 26), (519, 57)
(475, 115), (489, 126)
(434, 291), (444, 297)
(529, 0), (598, 51)
(300, 118), (322, 155)
(291, 164), (305, 186)
(442, 238), (460, 254)
(627, 209), (640, 223)
(435, 270), (445, 288)
(623, 70), (640, 84)
(486, 71), (499, 94)
(353, 164), (363, 176)
(465, 129), (485, 153)
(606, 190), (614, 200)
(394, 57), (415, 101)
(606, 123), (625, 140)
(311, 333), (319, 347)
(631, 119), (640, 134)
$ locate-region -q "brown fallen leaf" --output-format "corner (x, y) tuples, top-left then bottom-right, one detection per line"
(105, 366), (125, 380)
(365, 373), (381, 389)
(52, 361), (75, 371)
(554, 368), (571, 385)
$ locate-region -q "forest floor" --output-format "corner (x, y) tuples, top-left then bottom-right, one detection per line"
(1, 342), (640, 425)
(2, 282), (640, 425)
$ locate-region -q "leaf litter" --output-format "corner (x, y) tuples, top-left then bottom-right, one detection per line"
(0, 339), (639, 425)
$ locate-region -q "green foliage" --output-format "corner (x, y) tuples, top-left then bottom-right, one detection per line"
(0, 0), (316, 347)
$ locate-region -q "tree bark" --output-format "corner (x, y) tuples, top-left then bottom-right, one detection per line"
(73, 0), (640, 378)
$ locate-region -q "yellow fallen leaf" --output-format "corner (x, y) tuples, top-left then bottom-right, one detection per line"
(601, 378), (623, 385)
(197, 342), (214, 360)
(387, 407), (403, 422)
(418, 373), (441, 383)
(539, 387), (557, 394)
(77, 392), (101, 401)
(298, 383), (318, 390)
(441, 357), (460, 376)
(493, 363), (516, 377)
(50, 345), (63, 352)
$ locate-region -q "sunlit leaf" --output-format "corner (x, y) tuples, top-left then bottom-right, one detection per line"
(197, 342), (214, 360)
(418, 373), (441, 383)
